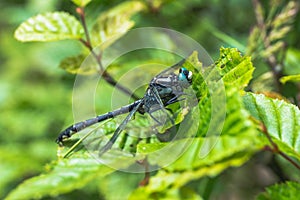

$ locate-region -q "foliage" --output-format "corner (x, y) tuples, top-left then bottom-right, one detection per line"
(14, 12), (84, 42)
(246, 1), (299, 60)
(6, 47), (264, 200)
(1, 0), (300, 199)
(91, 1), (145, 49)
(257, 181), (300, 200)
(280, 74), (300, 83)
(244, 93), (300, 161)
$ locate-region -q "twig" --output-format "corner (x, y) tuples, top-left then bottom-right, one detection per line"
(77, 7), (92, 52)
(137, 158), (150, 186)
(261, 123), (300, 171)
(278, 151), (300, 171)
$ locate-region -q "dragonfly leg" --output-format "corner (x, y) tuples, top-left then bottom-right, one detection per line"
(166, 97), (186, 105)
(148, 112), (164, 126)
(150, 86), (175, 124)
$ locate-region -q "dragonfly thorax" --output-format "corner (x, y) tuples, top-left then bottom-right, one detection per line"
(138, 67), (193, 115)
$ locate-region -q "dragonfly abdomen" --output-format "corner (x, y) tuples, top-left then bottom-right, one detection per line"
(56, 100), (143, 144)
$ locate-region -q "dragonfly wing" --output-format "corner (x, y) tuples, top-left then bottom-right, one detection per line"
(98, 100), (143, 156)
(152, 58), (185, 80)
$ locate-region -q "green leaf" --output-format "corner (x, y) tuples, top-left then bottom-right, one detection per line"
(0, 147), (43, 198)
(243, 93), (300, 161)
(98, 171), (143, 200)
(284, 48), (300, 75)
(5, 154), (114, 199)
(59, 54), (99, 74)
(5, 148), (139, 199)
(138, 86), (261, 171)
(91, 1), (145, 49)
(131, 146), (253, 200)
(256, 181), (300, 200)
(130, 183), (203, 200)
(280, 74), (300, 84)
(134, 49), (260, 197)
(215, 47), (255, 89)
(195, 48), (254, 137)
(71, 0), (92, 7)
(139, 134), (261, 171)
(14, 12), (84, 42)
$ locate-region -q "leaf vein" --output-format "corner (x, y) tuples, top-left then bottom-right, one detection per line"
(271, 99), (282, 140)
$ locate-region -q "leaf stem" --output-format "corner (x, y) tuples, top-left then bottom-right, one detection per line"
(278, 151), (300, 170)
(138, 158), (150, 186)
(261, 123), (300, 171)
(77, 7), (91, 51)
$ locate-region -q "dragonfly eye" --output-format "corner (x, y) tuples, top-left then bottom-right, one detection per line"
(178, 67), (192, 87)
(187, 71), (193, 81)
(180, 68), (192, 80)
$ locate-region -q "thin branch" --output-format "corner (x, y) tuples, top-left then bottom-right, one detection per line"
(77, 8), (92, 52)
(261, 123), (300, 171)
(79, 39), (140, 100)
(138, 158), (150, 186)
(77, 8), (140, 100)
(278, 151), (300, 171)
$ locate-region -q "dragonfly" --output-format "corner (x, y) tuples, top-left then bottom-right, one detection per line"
(56, 59), (193, 156)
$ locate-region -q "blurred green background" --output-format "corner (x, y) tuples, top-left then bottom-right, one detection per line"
(1, 0), (299, 199)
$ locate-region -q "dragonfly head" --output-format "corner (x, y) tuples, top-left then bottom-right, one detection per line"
(178, 67), (193, 88)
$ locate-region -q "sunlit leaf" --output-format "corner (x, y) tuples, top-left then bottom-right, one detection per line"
(5, 149), (139, 199)
(243, 93), (300, 161)
(256, 181), (300, 200)
(130, 150), (253, 199)
(134, 49), (260, 197)
(91, 1), (145, 49)
(139, 133), (261, 171)
(130, 184), (203, 200)
(280, 74), (300, 84)
(196, 48), (254, 137)
(5, 154), (114, 199)
(14, 12), (84, 42)
(71, 0), (92, 7)
(284, 48), (300, 75)
(138, 86), (261, 171)
(98, 171), (143, 200)
(215, 47), (254, 89)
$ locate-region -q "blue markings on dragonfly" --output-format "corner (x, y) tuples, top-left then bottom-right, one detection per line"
(56, 60), (193, 156)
